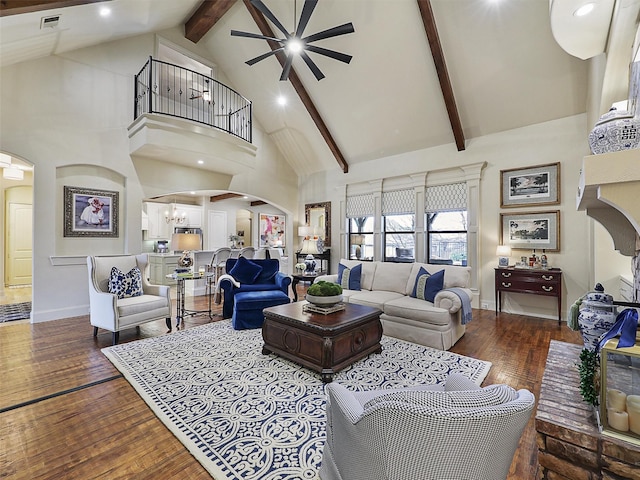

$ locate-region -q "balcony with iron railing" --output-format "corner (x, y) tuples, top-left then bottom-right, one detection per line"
(134, 57), (252, 143)
(128, 57), (257, 177)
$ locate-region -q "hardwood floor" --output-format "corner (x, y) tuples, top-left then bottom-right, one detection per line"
(0, 288), (583, 479)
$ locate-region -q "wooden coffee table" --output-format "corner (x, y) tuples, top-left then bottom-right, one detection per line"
(262, 302), (383, 382)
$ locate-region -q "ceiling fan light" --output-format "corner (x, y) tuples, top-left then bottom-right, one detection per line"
(286, 38), (303, 54)
(202, 91), (211, 102)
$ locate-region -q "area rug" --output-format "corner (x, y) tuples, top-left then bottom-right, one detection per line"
(0, 302), (31, 322)
(103, 320), (491, 480)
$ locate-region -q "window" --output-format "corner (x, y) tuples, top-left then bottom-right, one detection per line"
(384, 214), (415, 262)
(427, 211), (467, 265)
(348, 217), (374, 261)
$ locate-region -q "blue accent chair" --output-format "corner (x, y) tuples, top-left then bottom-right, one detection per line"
(219, 258), (292, 324)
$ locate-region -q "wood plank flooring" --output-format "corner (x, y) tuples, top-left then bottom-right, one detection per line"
(0, 288), (584, 479)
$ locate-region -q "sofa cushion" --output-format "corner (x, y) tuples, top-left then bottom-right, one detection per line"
(338, 259), (377, 290)
(229, 256), (263, 284)
(405, 263), (471, 294)
(383, 296), (451, 326)
(338, 263), (362, 290)
(370, 262), (413, 294)
(108, 266), (143, 299)
(349, 290), (405, 310)
(411, 267), (444, 303)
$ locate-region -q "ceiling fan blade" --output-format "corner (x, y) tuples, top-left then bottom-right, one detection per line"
(231, 30), (283, 43)
(295, 0), (318, 38)
(250, 0), (291, 38)
(280, 55), (294, 81)
(300, 51), (325, 81)
(302, 22), (354, 43)
(305, 45), (352, 64)
(245, 47), (284, 66)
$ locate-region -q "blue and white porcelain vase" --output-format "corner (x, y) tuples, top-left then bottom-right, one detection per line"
(577, 283), (617, 351)
(588, 108), (640, 154)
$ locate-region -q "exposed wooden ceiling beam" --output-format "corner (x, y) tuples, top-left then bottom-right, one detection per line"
(416, 0), (465, 151)
(0, 0), (109, 17)
(209, 192), (243, 202)
(250, 200), (266, 206)
(242, 0), (349, 173)
(185, 0), (236, 44)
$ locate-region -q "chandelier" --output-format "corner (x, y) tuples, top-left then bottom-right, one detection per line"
(165, 204), (186, 224)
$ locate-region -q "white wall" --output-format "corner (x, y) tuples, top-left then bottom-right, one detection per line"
(300, 114), (602, 321)
(0, 31), (298, 322)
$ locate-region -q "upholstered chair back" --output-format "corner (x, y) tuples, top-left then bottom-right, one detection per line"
(91, 255), (145, 293)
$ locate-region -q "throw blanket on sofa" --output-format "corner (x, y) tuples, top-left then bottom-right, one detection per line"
(446, 287), (473, 325)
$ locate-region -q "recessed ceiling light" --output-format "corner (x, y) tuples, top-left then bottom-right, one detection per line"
(243, 196), (248, 199)
(99, 7), (111, 17)
(277, 96), (287, 106)
(197, 160), (204, 165)
(190, 191), (196, 195)
(574, 3), (595, 16)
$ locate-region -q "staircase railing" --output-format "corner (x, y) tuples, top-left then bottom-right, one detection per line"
(134, 57), (252, 143)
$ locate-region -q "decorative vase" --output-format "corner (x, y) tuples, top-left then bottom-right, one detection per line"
(578, 283), (617, 351)
(588, 108), (640, 155)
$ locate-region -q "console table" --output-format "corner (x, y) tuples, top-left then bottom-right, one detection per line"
(495, 267), (562, 323)
(296, 249), (331, 274)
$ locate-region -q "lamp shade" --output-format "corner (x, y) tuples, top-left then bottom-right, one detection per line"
(300, 238), (319, 255)
(298, 226), (313, 238)
(172, 233), (201, 252)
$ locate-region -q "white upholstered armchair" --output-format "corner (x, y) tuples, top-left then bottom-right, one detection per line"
(87, 254), (172, 345)
(319, 374), (535, 480)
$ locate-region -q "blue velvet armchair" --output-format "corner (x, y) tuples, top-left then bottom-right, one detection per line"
(219, 258), (292, 319)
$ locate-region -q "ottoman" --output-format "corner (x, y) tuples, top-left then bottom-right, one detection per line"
(232, 290), (290, 330)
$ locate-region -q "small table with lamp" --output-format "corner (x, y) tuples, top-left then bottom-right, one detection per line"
(291, 271), (326, 301)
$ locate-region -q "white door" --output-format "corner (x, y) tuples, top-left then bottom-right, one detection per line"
(7, 202), (32, 285)
(208, 210), (227, 250)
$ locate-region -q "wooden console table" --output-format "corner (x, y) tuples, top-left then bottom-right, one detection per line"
(495, 267), (562, 323)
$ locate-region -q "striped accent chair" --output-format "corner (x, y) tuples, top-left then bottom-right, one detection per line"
(319, 374), (535, 480)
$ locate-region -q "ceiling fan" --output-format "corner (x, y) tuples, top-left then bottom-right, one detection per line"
(231, 0), (354, 81)
(189, 79), (211, 102)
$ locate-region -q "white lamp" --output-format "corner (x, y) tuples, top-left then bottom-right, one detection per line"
(300, 238), (319, 273)
(172, 233), (201, 272)
(496, 245), (512, 268)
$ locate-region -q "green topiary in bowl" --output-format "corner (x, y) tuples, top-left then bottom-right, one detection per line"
(306, 281), (343, 306)
(307, 281), (343, 296)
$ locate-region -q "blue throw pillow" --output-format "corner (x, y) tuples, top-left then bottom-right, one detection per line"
(108, 266), (143, 299)
(229, 256), (263, 285)
(337, 263), (362, 291)
(411, 267), (444, 303)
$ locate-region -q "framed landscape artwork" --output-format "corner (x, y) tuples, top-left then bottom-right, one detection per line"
(500, 162), (560, 208)
(64, 186), (119, 237)
(501, 210), (560, 251)
(259, 213), (286, 248)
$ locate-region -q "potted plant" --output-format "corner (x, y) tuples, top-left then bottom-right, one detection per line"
(306, 280), (343, 306)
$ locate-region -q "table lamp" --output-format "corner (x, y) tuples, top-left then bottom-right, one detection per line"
(172, 233), (201, 272)
(496, 245), (512, 268)
(300, 237), (319, 273)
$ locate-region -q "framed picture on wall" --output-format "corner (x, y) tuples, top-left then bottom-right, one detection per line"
(500, 162), (560, 208)
(500, 210), (560, 251)
(259, 213), (286, 248)
(64, 186), (119, 237)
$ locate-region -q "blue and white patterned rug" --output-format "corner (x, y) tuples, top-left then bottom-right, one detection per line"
(103, 320), (491, 480)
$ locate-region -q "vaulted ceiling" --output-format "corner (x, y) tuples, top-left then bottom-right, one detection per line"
(1, 0), (635, 177)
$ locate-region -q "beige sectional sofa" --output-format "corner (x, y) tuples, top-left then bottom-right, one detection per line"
(315, 259), (472, 350)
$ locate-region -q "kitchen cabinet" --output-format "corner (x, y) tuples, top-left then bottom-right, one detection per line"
(144, 202), (172, 240)
(181, 205), (202, 227)
(149, 254), (181, 285)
